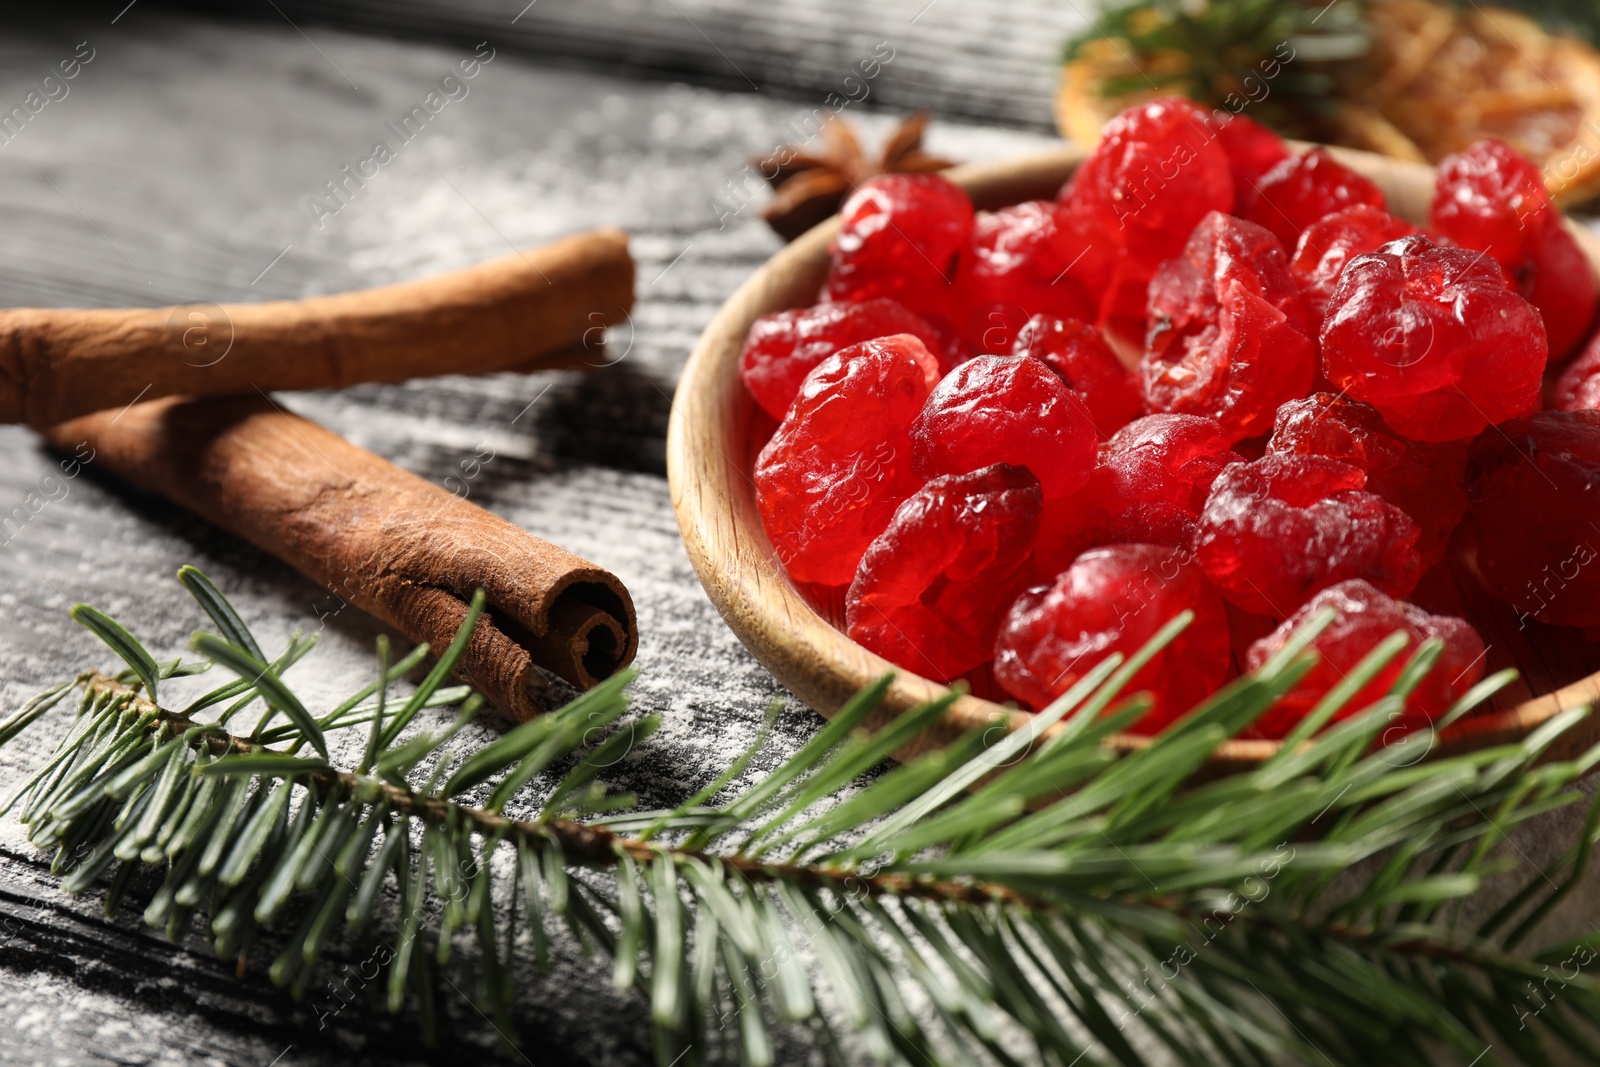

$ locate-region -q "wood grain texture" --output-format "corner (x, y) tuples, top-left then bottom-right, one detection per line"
(668, 143), (1600, 773)
(0, 228), (634, 426)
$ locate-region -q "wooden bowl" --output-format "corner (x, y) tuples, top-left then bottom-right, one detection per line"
(666, 144), (1600, 772)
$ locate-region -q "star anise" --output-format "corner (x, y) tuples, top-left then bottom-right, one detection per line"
(755, 112), (956, 241)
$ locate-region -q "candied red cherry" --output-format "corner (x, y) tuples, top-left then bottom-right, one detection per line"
(1036, 414), (1243, 575)
(952, 201), (1095, 354)
(994, 543), (1230, 732)
(1464, 409), (1600, 629)
(824, 174), (973, 321)
(1553, 332), (1600, 412)
(1204, 110), (1290, 199)
(1431, 140), (1598, 359)
(755, 334), (938, 585)
(847, 464), (1042, 680)
(1244, 580), (1486, 738)
(1012, 315), (1141, 438)
(1142, 212), (1315, 442)
(1290, 205), (1420, 330)
(1243, 148), (1386, 250)
(1059, 98), (1234, 347)
(1267, 393), (1468, 567)
(1320, 235), (1547, 442)
(912, 354), (1097, 500)
(740, 298), (964, 420)
(1195, 454), (1422, 617)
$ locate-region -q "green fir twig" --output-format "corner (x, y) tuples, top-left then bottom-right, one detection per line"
(2, 566), (1600, 1066)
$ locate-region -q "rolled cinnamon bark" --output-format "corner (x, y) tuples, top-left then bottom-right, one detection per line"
(46, 395), (637, 719)
(1, 228), (633, 427)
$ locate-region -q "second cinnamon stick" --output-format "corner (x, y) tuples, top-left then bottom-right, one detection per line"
(46, 395), (638, 719)
(1, 228), (633, 427)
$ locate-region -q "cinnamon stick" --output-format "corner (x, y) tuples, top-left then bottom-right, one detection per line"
(46, 395), (637, 719)
(1, 228), (633, 427)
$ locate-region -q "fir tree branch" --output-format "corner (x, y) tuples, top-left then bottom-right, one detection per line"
(4, 567), (1600, 1065)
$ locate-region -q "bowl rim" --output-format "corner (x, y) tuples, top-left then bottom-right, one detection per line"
(667, 142), (1600, 772)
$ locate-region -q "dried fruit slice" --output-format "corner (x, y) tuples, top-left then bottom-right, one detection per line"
(1245, 580), (1485, 738)
(1012, 314), (1141, 439)
(847, 464), (1042, 680)
(1267, 393), (1468, 568)
(1142, 212), (1315, 442)
(755, 334), (938, 586)
(1195, 454), (1423, 617)
(1320, 234), (1547, 442)
(1431, 139), (1599, 359)
(739, 298), (963, 420)
(912, 354), (1098, 500)
(994, 543), (1230, 732)
(1243, 147), (1386, 250)
(1464, 409), (1600, 629)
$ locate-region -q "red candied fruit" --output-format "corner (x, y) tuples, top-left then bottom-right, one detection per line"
(912, 354), (1097, 500)
(755, 334), (939, 586)
(847, 464), (1042, 680)
(1195, 453), (1423, 618)
(1464, 409), (1600, 629)
(739, 298), (964, 420)
(1431, 139), (1598, 359)
(1267, 393), (1468, 567)
(952, 201), (1095, 354)
(994, 543), (1231, 733)
(1243, 147), (1386, 250)
(1058, 98), (1234, 348)
(823, 173), (974, 321)
(1036, 414), (1242, 575)
(1244, 580), (1486, 738)
(1554, 332), (1600, 412)
(1142, 211), (1315, 442)
(1012, 315), (1141, 439)
(1290, 205), (1420, 330)
(1204, 110), (1290, 197)
(1320, 234), (1547, 442)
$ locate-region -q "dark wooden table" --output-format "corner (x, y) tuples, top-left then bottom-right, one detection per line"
(0, 6), (1595, 1067)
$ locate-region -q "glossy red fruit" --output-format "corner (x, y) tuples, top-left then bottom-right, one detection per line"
(1244, 580), (1486, 738)
(994, 543), (1230, 732)
(1244, 147), (1386, 249)
(1203, 110), (1292, 198)
(912, 354), (1098, 500)
(1012, 315), (1141, 439)
(755, 334), (939, 586)
(1267, 393), (1468, 568)
(1431, 140), (1598, 359)
(1290, 205), (1420, 330)
(1142, 211), (1315, 442)
(823, 173), (975, 320)
(1320, 235), (1547, 442)
(1035, 414), (1243, 576)
(1553, 331), (1600, 412)
(739, 299), (964, 420)
(1195, 453), (1423, 617)
(1059, 98), (1234, 347)
(1464, 409), (1600, 629)
(847, 464), (1042, 680)
(953, 201), (1095, 354)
